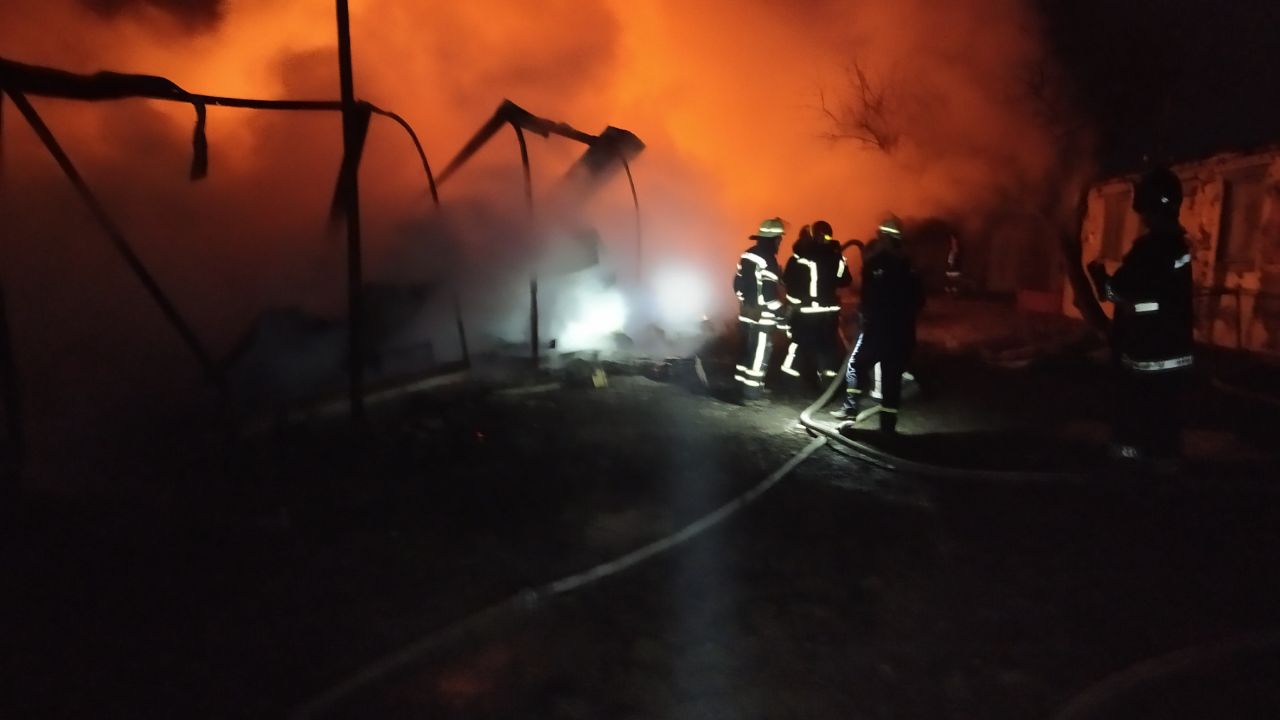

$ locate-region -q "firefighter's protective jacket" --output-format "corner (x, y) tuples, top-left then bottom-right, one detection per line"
(859, 250), (924, 349)
(735, 241), (784, 325)
(785, 243), (851, 314)
(1102, 228), (1194, 372)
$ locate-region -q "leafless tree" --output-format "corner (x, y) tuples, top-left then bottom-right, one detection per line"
(817, 52), (1108, 334)
(819, 60), (899, 153)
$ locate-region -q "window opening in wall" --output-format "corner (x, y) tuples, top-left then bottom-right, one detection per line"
(1219, 167), (1267, 272)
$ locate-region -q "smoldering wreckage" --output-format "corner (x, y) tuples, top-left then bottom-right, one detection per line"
(0, 56), (721, 430)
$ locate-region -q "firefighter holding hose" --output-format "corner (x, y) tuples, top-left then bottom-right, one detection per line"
(832, 215), (924, 433)
(781, 220), (851, 384)
(734, 217), (787, 403)
(1088, 167), (1194, 465)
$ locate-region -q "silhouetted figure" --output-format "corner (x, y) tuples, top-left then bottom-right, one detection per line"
(781, 220), (851, 384)
(944, 233), (963, 295)
(1089, 167), (1194, 465)
(833, 215), (924, 433)
(733, 217), (786, 402)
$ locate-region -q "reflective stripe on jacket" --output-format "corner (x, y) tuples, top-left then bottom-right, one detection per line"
(1107, 228), (1194, 371)
(734, 242), (783, 313)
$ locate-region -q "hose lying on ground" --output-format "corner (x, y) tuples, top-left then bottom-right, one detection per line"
(1050, 628), (1280, 720)
(291, 404), (828, 718)
(295, 343), (1090, 716)
(797, 354), (1086, 485)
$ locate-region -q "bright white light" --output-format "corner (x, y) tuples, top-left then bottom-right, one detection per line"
(559, 287), (628, 351)
(652, 265), (712, 328)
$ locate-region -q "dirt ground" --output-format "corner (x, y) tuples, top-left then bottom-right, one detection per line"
(2, 370), (815, 717)
(342, 464), (1280, 720)
(3, 347), (1280, 718)
(324, 382), (1280, 720)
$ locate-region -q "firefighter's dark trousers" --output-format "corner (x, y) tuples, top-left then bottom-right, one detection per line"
(780, 310), (842, 384)
(1114, 367), (1188, 459)
(842, 331), (908, 431)
(735, 318), (775, 399)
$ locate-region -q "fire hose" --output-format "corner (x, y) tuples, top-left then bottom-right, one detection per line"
(294, 329), (1085, 716)
(291, 420), (828, 718)
(799, 361), (1280, 719)
(292, 362), (1097, 718)
(1050, 628), (1280, 720)
(798, 346), (1087, 484)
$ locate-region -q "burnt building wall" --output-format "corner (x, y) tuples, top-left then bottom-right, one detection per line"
(1065, 148), (1280, 354)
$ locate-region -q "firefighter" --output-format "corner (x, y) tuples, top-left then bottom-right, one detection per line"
(781, 220), (851, 384)
(775, 224), (810, 346)
(1088, 167), (1194, 464)
(815, 221), (855, 370)
(734, 217), (787, 402)
(832, 215), (924, 433)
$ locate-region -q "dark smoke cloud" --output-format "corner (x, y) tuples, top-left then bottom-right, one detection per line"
(78, 0), (223, 31)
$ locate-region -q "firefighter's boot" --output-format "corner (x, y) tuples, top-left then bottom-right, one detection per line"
(830, 388), (861, 419)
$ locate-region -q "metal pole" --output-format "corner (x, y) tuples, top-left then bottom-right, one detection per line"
(512, 123), (538, 367)
(398, 108), (469, 369)
(620, 155), (642, 284)
(452, 291), (470, 366)
(5, 89), (223, 390)
(335, 0), (365, 420)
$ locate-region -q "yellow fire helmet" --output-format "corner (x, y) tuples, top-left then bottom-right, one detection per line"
(752, 217), (786, 240)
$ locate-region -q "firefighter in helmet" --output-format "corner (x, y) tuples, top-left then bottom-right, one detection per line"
(1088, 167), (1194, 464)
(832, 215), (924, 433)
(781, 220), (852, 384)
(733, 217), (787, 402)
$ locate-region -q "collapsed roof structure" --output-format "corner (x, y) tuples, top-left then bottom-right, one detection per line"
(0, 54), (644, 456)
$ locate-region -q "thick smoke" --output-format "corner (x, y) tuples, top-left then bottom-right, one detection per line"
(78, 0), (224, 30)
(0, 0), (1078, 485)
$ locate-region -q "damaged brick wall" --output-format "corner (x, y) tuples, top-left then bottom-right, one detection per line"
(1064, 147), (1280, 356)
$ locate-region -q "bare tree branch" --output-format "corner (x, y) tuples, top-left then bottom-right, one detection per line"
(817, 87), (841, 127)
(1021, 57), (1091, 144)
(819, 59), (899, 153)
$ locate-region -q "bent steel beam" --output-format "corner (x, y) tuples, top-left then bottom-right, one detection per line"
(5, 89), (224, 391)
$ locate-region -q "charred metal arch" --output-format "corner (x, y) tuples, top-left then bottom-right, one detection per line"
(6, 88), (224, 388)
(572, 126), (647, 283)
(512, 123), (539, 365)
(436, 100), (645, 366)
(620, 156), (643, 282)
(334, 0), (364, 420)
(0, 56), (458, 438)
(1, 56), (640, 453)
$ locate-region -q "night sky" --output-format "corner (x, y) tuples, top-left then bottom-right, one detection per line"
(1038, 0), (1280, 174)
